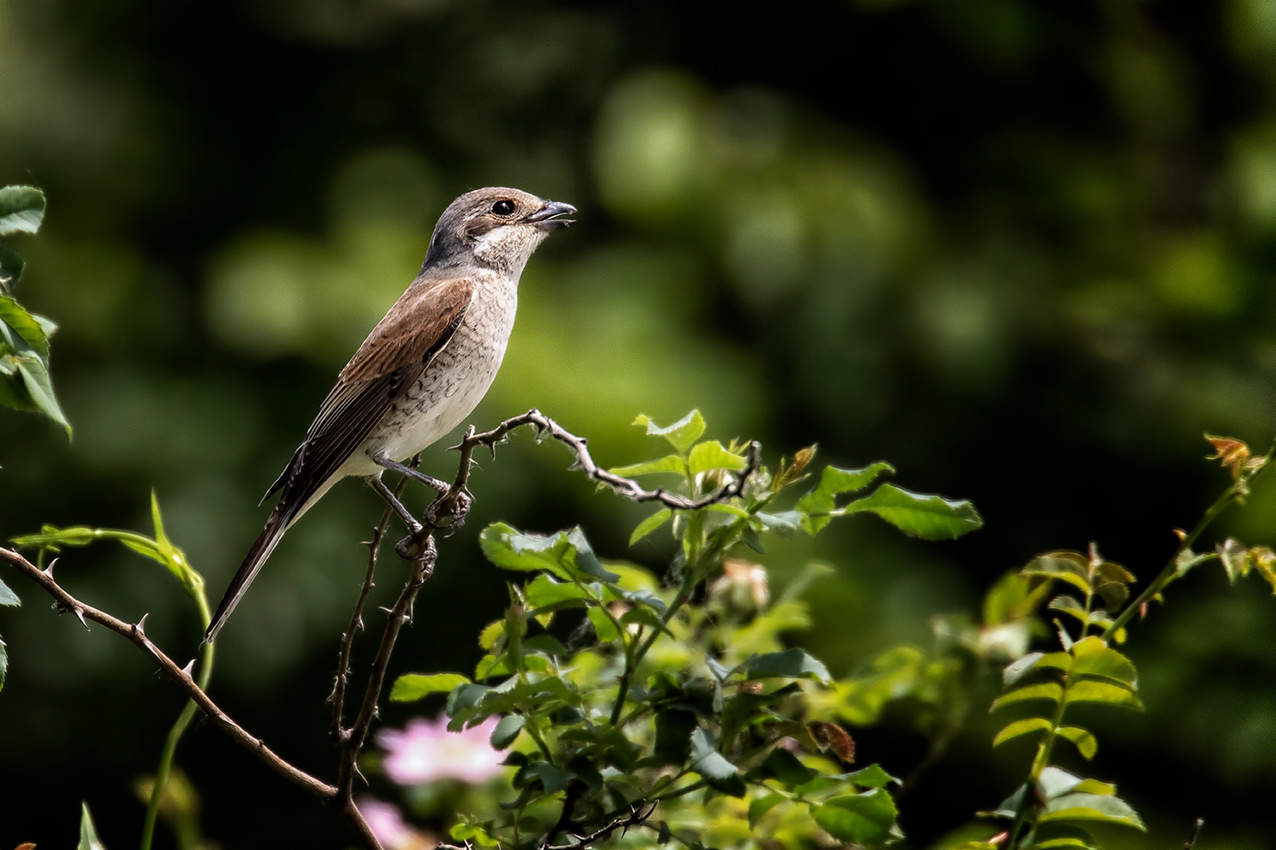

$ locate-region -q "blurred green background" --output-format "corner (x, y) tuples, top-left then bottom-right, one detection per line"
(4, 0), (1276, 847)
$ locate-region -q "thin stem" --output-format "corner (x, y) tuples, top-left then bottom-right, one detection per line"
(140, 591), (215, 850)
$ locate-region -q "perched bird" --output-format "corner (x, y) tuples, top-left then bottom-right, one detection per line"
(205, 187), (575, 642)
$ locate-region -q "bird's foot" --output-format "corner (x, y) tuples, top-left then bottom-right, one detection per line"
(425, 484), (473, 533)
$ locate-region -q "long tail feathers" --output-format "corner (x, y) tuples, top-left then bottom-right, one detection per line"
(204, 510), (290, 643)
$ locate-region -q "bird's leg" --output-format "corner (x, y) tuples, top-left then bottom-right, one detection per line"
(367, 477), (422, 537)
(373, 455), (452, 496)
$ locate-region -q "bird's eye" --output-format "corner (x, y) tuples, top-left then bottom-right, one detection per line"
(491, 199), (515, 216)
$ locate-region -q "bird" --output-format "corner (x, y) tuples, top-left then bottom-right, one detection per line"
(205, 187), (576, 642)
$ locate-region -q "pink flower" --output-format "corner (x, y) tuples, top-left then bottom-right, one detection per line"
(355, 796), (435, 850)
(377, 715), (506, 786)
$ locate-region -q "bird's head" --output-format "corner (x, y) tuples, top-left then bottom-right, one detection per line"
(423, 187), (576, 275)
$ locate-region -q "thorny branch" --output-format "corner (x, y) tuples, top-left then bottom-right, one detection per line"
(0, 546), (337, 802)
(449, 409), (762, 512)
(1, 410), (760, 850)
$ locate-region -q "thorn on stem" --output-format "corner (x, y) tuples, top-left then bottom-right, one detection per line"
(134, 613), (150, 636)
(72, 606), (89, 630)
(181, 658), (196, 678)
(43, 557), (59, 578)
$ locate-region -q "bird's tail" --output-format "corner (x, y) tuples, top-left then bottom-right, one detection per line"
(204, 509), (291, 643)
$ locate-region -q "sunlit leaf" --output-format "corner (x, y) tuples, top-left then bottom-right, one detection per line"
(1069, 637), (1137, 688)
(610, 454), (687, 478)
(0, 186), (45, 236)
(523, 574), (592, 610)
(0, 577), (19, 607)
(687, 440), (747, 476)
(390, 672), (472, 702)
(1023, 552), (1092, 595)
(844, 484), (983, 540)
(740, 648), (831, 683)
(1064, 679), (1143, 710)
(1057, 726), (1098, 759)
(586, 607), (620, 641)
(796, 462), (894, 532)
(747, 793), (785, 827)
(844, 764), (901, 788)
(78, 802), (107, 850)
(992, 717), (1052, 748)
(809, 788), (899, 844)
(1003, 651), (1069, 686)
(634, 410), (706, 453)
(479, 524), (618, 582)
(1040, 792), (1145, 830)
(629, 507), (672, 546)
(1036, 766), (1084, 800)
(0, 295), (50, 358)
(990, 681), (1063, 711)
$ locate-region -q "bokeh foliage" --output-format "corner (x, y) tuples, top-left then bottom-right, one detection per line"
(3, 1), (1276, 848)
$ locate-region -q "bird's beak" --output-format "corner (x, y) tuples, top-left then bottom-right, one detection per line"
(527, 200), (577, 231)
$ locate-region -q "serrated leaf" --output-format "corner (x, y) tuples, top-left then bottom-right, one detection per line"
(748, 793), (785, 827)
(0, 186), (45, 236)
(0, 577), (19, 607)
(796, 462), (894, 532)
(1057, 726), (1098, 759)
(490, 714), (525, 749)
(629, 508), (672, 546)
(739, 648), (831, 683)
(634, 410), (706, 453)
(610, 454), (687, 478)
(1022, 553), (1092, 595)
(993, 717), (1052, 748)
(990, 681), (1063, 711)
(479, 524), (617, 582)
(845, 484), (983, 540)
(809, 788), (899, 844)
(1040, 792), (1145, 830)
(1069, 637), (1137, 688)
(688, 440), (747, 476)
(0, 295), (50, 358)
(78, 802), (107, 850)
(1064, 679), (1143, 710)
(478, 619), (503, 650)
(390, 672), (472, 702)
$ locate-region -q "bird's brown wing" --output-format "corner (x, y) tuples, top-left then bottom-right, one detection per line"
(263, 274), (476, 513)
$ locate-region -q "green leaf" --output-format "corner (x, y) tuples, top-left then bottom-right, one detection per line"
(634, 410), (706, 453)
(449, 822), (500, 847)
(1022, 552), (1092, 595)
(490, 714), (525, 749)
(1028, 823), (1100, 850)
(1036, 766), (1084, 800)
(1064, 680), (1143, 711)
(0, 635), (8, 692)
(610, 454), (687, 478)
(810, 788), (899, 844)
(1040, 792), (1146, 830)
(990, 681), (1063, 711)
(844, 764), (902, 789)
(748, 793), (785, 828)
(690, 728), (745, 796)
(16, 355), (71, 436)
(586, 606), (620, 641)
(1057, 726), (1098, 759)
(687, 440), (747, 476)
(845, 484), (983, 540)
(479, 524), (618, 582)
(525, 761), (569, 794)
(0, 186), (46, 236)
(0, 295), (51, 358)
(796, 462), (894, 532)
(1069, 637), (1137, 688)
(629, 508), (672, 546)
(391, 672), (472, 702)
(523, 574), (592, 610)
(0, 577), (19, 607)
(1003, 651), (1071, 686)
(993, 717), (1052, 748)
(739, 648), (831, 683)
(760, 747), (818, 788)
(78, 801), (107, 850)
(0, 245), (25, 287)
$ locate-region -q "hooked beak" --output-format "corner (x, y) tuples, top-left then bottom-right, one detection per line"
(527, 200), (577, 231)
